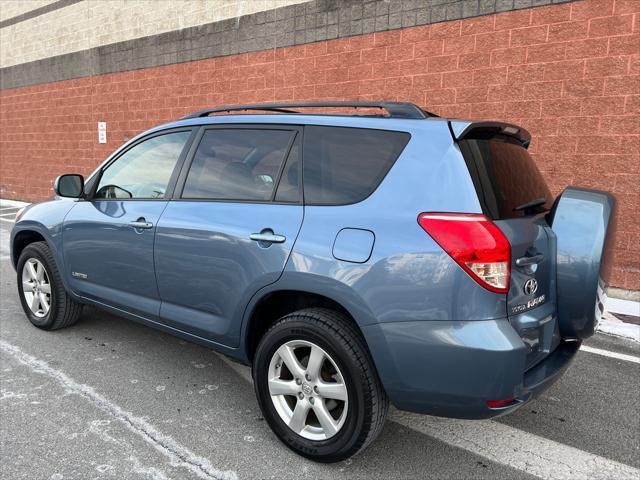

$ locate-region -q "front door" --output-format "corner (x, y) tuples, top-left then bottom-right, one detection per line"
(63, 129), (193, 319)
(154, 126), (303, 346)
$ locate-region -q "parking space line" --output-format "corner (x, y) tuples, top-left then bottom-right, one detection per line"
(391, 409), (640, 480)
(0, 218), (15, 223)
(580, 345), (640, 364)
(0, 340), (237, 480)
(215, 352), (640, 480)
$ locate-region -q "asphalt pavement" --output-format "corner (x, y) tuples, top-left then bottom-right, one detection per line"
(1, 212), (638, 480)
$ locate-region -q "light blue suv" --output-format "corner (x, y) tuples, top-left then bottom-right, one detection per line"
(11, 102), (615, 462)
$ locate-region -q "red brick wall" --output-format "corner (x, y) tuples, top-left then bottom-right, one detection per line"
(0, 0), (638, 289)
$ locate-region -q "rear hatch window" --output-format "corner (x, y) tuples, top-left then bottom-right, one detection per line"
(458, 139), (551, 220)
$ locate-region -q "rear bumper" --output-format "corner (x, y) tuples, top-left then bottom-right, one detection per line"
(362, 319), (579, 419)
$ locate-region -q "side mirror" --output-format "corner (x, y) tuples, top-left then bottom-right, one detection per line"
(54, 174), (84, 198)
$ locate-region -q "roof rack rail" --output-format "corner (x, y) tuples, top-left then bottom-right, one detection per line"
(181, 102), (437, 120)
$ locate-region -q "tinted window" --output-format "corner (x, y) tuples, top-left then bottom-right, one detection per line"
(95, 131), (190, 199)
(460, 139), (552, 219)
(303, 126), (410, 205)
(182, 129), (295, 201)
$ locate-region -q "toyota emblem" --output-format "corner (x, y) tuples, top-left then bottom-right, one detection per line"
(523, 278), (538, 296)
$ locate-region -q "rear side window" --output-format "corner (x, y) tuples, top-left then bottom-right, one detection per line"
(459, 139), (552, 219)
(303, 126), (410, 205)
(182, 129), (296, 201)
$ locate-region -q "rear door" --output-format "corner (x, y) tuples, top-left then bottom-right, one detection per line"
(154, 125), (303, 346)
(458, 134), (558, 369)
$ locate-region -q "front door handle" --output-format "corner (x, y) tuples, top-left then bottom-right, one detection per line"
(129, 218), (153, 230)
(250, 231), (286, 244)
(516, 254), (544, 267)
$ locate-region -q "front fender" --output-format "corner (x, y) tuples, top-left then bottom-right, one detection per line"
(10, 198), (78, 292)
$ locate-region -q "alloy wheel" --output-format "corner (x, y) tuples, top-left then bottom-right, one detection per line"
(268, 340), (348, 441)
(21, 258), (51, 318)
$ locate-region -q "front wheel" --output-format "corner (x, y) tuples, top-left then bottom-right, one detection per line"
(253, 308), (388, 462)
(17, 241), (83, 330)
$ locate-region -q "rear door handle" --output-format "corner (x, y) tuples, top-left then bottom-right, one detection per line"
(516, 254), (544, 267)
(129, 219), (154, 230)
(250, 232), (286, 244)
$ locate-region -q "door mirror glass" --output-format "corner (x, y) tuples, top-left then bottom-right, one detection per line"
(54, 174), (84, 198)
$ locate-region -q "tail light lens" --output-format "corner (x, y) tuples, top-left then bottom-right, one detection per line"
(417, 213), (511, 294)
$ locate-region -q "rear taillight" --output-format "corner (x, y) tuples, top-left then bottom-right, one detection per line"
(417, 213), (511, 294)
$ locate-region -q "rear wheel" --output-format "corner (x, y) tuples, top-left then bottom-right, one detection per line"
(17, 241), (82, 330)
(253, 308), (388, 462)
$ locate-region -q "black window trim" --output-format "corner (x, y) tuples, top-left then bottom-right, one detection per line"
(86, 127), (197, 202)
(172, 123), (304, 205)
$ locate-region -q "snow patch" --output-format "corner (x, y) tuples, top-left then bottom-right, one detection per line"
(598, 312), (640, 343)
(0, 199), (29, 208)
(606, 297), (640, 317)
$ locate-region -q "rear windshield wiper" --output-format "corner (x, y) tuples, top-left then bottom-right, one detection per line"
(514, 197), (547, 212)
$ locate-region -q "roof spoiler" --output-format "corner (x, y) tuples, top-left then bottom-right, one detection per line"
(449, 120), (532, 148)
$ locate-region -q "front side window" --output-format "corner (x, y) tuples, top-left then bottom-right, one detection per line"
(182, 129), (296, 201)
(95, 131), (190, 199)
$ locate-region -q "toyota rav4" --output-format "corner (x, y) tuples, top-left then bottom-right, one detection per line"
(11, 102), (615, 462)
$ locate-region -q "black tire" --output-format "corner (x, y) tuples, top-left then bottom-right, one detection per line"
(16, 241), (83, 330)
(253, 308), (388, 462)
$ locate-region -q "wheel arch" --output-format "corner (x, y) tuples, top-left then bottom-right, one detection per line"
(243, 284), (375, 363)
(10, 223), (72, 294)
(11, 228), (47, 268)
